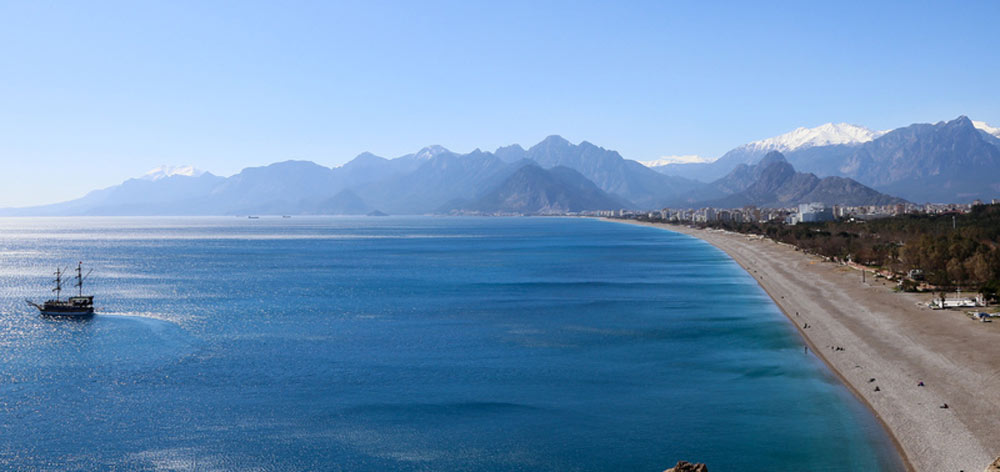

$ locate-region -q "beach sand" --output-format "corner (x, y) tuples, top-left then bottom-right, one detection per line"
(607, 219), (999, 472)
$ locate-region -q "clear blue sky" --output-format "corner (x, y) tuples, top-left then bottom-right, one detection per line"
(2, 0), (998, 206)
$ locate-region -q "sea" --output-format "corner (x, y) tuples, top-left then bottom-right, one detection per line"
(0, 216), (905, 471)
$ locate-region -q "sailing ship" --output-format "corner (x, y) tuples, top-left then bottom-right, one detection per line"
(26, 262), (95, 317)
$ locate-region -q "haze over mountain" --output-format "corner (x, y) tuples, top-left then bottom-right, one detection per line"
(698, 152), (905, 209)
(650, 116), (1000, 203)
(838, 116), (1000, 202)
(651, 123), (884, 182)
(350, 149), (521, 214)
(491, 135), (701, 208)
(3, 172), (226, 216)
(0, 136), (681, 216)
(452, 164), (627, 214)
(5, 114), (994, 216)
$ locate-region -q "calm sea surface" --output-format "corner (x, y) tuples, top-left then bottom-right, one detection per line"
(0, 216), (903, 471)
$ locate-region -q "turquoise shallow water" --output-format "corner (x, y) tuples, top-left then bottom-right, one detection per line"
(0, 216), (904, 471)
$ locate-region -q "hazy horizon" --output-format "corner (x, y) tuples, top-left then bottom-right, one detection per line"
(2, 1), (999, 206)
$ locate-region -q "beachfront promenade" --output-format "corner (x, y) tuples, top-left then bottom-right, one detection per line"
(610, 219), (1000, 472)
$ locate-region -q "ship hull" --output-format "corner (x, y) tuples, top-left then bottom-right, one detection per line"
(28, 296), (95, 318)
(39, 308), (95, 318)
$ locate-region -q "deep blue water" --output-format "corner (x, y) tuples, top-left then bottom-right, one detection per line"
(0, 216), (903, 471)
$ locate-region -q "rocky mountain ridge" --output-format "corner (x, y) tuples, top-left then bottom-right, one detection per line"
(650, 116), (1000, 202)
(1, 137), (684, 216)
(701, 152), (905, 208)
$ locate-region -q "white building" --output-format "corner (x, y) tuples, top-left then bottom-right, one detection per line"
(798, 203), (834, 223)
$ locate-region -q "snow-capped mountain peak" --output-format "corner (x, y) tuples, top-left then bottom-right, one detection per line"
(140, 165), (206, 181)
(415, 145), (451, 160)
(742, 123), (885, 153)
(638, 155), (715, 167)
(972, 120), (1000, 139)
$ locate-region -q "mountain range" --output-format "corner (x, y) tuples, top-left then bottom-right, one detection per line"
(1, 137), (683, 216)
(698, 152), (905, 208)
(650, 123), (885, 182)
(653, 116), (1000, 202)
(453, 164), (628, 214)
(838, 116), (1000, 202)
(2, 115), (996, 216)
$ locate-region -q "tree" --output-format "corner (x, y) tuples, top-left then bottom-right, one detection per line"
(946, 258), (967, 286)
(965, 253), (991, 284)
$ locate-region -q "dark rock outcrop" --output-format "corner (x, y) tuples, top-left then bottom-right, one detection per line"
(664, 460), (708, 472)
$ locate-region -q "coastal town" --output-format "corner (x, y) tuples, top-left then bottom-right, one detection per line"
(598, 201), (1000, 316)
(588, 199), (1000, 226)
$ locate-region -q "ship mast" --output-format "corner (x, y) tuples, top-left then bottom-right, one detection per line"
(76, 262), (83, 297)
(53, 268), (63, 301)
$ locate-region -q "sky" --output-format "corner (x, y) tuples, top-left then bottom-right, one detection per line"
(1, 0), (999, 206)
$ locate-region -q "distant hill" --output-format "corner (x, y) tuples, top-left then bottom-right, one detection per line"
(979, 129), (1000, 149)
(838, 116), (1000, 202)
(203, 160), (340, 215)
(312, 189), (370, 215)
(649, 116), (1000, 203)
(6, 119), (990, 216)
(455, 164), (628, 214)
(0, 172), (225, 216)
(652, 123), (883, 182)
(351, 149), (522, 214)
(2, 136), (689, 216)
(497, 135), (702, 207)
(703, 152), (905, 208)
(330, 151), (424, 188)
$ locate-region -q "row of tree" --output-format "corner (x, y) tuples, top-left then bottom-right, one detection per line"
(636, 204), (1000, 299)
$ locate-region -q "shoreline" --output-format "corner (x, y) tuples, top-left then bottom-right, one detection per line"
(602, 218), (999, 472)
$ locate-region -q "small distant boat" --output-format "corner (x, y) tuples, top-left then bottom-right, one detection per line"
(282, 215), (292, 219)
(248, 216), (260, 219)
(26, 262), (95, 318)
